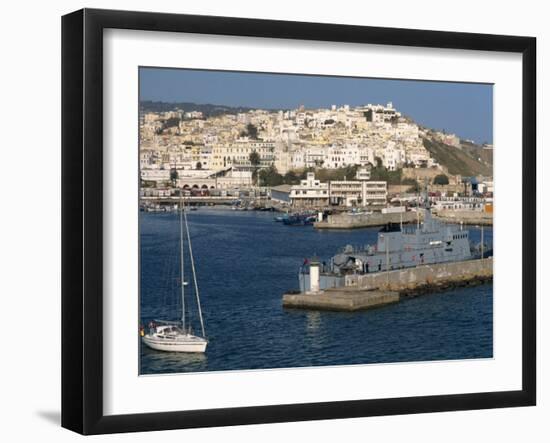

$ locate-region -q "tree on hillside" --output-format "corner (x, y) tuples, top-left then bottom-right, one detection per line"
(170, 168), (179, 187)
(343, 164), (359, 180)
(258, 165), (284, 187)
(370, 166), (403, 185)
(249, 151), (260, 167)
(245, 123), (259, 139)
(249, 151), (261, 185)
(283, 170), (300, 185)
(433, 174), (449, 185)
(402, 178), (420, 193)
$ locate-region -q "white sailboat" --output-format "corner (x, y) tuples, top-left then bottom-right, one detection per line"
(141, 195), (207, 353)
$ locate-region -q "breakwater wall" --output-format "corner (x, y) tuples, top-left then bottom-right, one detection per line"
(346, 257), (493, 294)
(283, 258), (492, 312)
(314, 210), (421, 229)
(282, 288), (399, 312)
(433, 210), (493, 226)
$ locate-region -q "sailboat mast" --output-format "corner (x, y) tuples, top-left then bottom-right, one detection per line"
(183, 203), (206, 338)
(179, 194), (186, 332)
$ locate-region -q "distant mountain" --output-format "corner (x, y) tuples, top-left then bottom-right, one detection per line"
(139, 100), (261, 117)
(422, 136), (492, 177)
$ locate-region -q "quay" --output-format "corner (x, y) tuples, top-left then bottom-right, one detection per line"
(141, 195), (248, 205)
(314, 209), (493, 229)
(432, 209), (493, 226)
(283, 288), (399, 312)
(282, 258), (493, 312)
(314, 210), (421, 229)
(346, 257), (493, 293)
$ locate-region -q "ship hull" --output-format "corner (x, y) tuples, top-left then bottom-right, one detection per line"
(142, 335), (207, 353)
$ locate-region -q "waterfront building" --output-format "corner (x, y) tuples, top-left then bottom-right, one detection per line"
(288, 169), (386, 208)
(329, 179), (387, 207)
(363, 181), (388, 206)
(216, 169), (253, 189)
(290, 173), (329, 208)
(140, 169), (170, 184)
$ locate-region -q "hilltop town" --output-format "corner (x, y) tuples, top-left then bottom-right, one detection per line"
(139, 101), (493, 217)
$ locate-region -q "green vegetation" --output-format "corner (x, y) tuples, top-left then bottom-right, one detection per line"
(369, 166), (403, 185)
(433, 174), (449, 185)
(249, 150), (261, 184)
(258, 165), (366, 187)
(283, 170), (300, 185)
(258, 165), (284, 187)
(308, 165), (359, 182)
(249, 151), (260, 167)
(241, 123), (259, 139)
(169, 168), (178, 186)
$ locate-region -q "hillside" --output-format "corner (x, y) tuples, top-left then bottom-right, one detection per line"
(422, 136), (493, 177)
(141, 101), (493, 177)
(140, 100), (262, 118)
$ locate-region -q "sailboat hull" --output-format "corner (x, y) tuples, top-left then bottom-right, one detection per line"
(142, 335), (207, 353)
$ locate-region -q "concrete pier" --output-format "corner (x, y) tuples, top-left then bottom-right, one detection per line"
(283, 288), (399, 312)
(314, 211), (421, 229)
(346, 257), (493, 293)
(433, 210), (493, 226)
(282, 258), (492, 312)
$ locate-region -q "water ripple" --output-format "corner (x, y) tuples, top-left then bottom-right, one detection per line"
(140, 209), (493, 374)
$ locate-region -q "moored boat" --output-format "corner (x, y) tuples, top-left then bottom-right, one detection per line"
(141, 195), (208, 353)
(299, 193), (492, 292)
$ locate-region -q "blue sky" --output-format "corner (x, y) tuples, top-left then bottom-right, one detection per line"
(140, 67), (493, 144)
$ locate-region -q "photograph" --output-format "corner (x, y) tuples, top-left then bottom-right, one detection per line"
(138, 68), (494, 375)
(0, 1), (544, 440)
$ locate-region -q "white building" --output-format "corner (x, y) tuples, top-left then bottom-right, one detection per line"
(325, 144), (361, 169)
(329, 178), (387, 207)
(140, 169), (170, 184)
(216, 169), (253, 189)
(362, 102), (401, 123)
(211, 138), (275, 170)
(290, 173), (330, 208)
(383, 143), (404, 171)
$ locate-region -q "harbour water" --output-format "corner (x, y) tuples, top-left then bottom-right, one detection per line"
(140, 208), (493, 375)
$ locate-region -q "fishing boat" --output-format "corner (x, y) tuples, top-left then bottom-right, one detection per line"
(141, 195), (207, 353)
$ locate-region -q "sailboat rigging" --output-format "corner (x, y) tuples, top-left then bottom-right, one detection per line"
(141, 194), (207, 353)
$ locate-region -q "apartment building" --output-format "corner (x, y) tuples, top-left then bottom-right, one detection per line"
(289, 172), (330, 208)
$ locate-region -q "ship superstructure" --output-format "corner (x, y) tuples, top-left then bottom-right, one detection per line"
(299, 198), (484, 293)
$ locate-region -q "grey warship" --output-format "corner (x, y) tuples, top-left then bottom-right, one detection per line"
(299, 198), (491, 293)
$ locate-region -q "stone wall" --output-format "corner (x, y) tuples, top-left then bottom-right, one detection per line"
(433, 209), (493, 226)
(315, 210), (420, 229)
(347, 257), (493, 292)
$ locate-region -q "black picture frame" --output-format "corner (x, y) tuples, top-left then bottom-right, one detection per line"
(62, 8), (536, 435)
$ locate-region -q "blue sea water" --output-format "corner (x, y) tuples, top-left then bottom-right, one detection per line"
(139, 208), (493, 374)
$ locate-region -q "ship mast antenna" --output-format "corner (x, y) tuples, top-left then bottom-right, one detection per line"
(179, 191), (186, 332)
